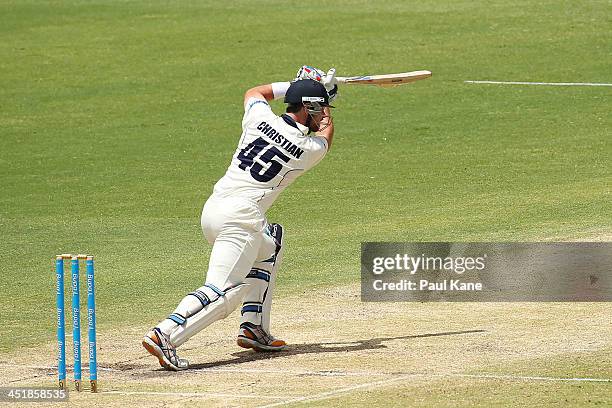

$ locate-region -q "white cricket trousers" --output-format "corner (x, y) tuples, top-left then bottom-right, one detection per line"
(160, 194), (280, 347)
(201, 195), (277, 290)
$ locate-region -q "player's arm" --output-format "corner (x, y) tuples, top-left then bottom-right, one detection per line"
(244, 82), (291, 108)
(316, 106), (334, 149)
(244, 84), (273, 106)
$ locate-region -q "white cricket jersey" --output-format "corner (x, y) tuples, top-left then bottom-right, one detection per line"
(211, 97), (328, 212)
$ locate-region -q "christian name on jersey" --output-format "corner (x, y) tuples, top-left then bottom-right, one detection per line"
(256, 121), (304, 159)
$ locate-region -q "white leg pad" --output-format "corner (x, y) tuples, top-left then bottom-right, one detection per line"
(170, 283), (250, 347)
(240, 223), (284, 333)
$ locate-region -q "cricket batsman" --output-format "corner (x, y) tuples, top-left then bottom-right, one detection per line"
(143, 66), (338, 370)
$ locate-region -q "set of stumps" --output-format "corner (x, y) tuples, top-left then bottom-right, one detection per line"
(55, 254), (97, 392)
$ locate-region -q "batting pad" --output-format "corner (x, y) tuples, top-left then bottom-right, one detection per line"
(170, 283), (250, 347)
(241, 224), (284, 333)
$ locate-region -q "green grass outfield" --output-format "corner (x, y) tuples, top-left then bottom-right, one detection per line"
(0, 0), (610, 404)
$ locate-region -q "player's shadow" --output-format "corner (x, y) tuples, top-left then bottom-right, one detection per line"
(188, 329), (485, 370)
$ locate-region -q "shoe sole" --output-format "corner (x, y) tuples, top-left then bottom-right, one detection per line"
(237, 336), (286, 352)
(142, 336), (183, 371)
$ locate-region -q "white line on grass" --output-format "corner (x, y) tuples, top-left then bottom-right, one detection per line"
(0, 364), (118, 372)
(187, 367), (387, 377)
(105, 390), (290, 400)
(465, 80), (612, 87)
(259, 374), (422, 408)
(4, 364), (383, 377)
(447, 373), (612, 383)
(167, 368), (612, 383)
(7, 364), (612, 383)
(259, 372), (612, 407)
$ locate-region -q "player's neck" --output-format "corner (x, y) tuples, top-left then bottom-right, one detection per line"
(285, 113), (299, 125)
(288, 111), (309, 126)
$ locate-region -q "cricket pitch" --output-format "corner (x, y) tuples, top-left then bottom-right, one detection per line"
(1, 284), (610, 407)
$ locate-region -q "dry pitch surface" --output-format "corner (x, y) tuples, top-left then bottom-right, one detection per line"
(1, 284), (610, 407)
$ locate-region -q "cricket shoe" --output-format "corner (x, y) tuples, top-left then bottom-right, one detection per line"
(142, 328), (189, 371)
(237, 322), (287, 352)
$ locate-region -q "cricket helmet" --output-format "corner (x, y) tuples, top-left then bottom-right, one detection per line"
(284, 79), (332, 112)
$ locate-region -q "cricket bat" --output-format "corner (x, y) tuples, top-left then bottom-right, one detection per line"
(336, 70), (432, 87)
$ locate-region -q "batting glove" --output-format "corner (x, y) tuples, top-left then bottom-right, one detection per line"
(294, 65), (326, 82)
(322, 68), (338, 103)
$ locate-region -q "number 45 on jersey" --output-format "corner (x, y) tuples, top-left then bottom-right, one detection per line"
(237, 137), (290, 182)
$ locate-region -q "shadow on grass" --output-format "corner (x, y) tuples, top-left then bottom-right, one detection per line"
(188, 329), (486, 370)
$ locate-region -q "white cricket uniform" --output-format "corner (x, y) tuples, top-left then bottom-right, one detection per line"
(160, 96), (329, 347)
(201, 96), (328, 290)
